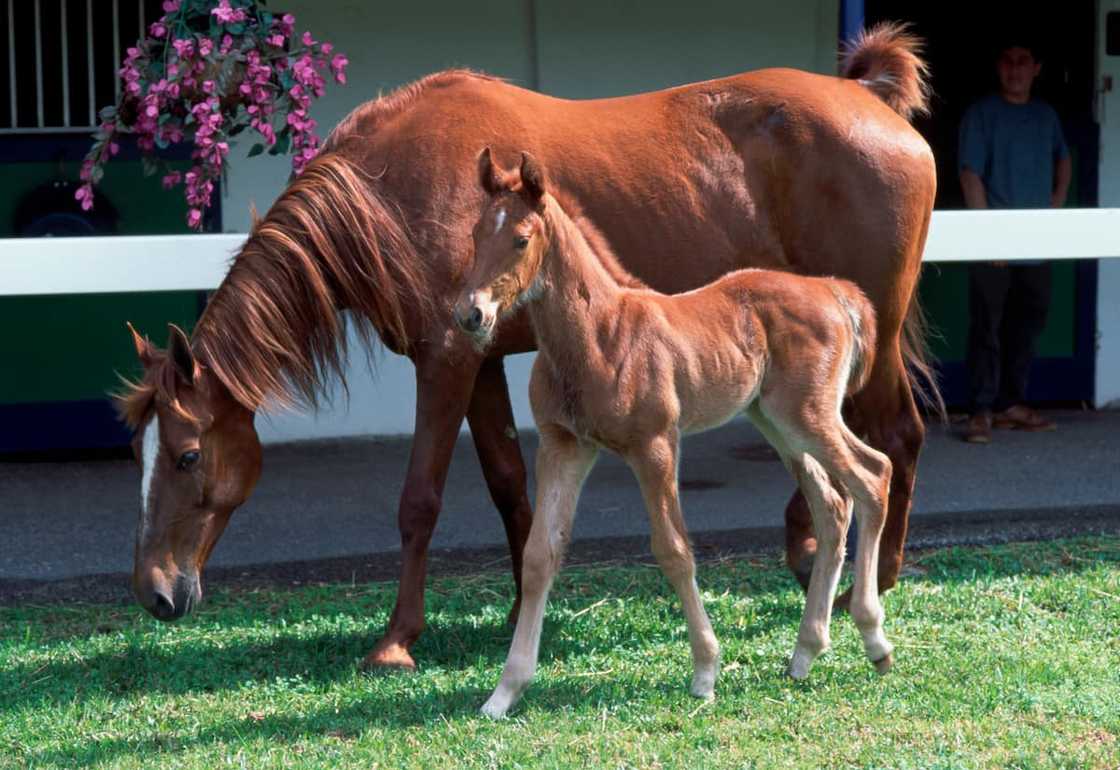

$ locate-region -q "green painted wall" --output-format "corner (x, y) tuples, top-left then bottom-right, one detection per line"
(0, 159), (199, 405)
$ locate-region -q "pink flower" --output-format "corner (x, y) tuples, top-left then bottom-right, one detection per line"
(187, 208), (202, 229)
(162, 0), (180, 12)
(162, 171), (182, 189)
(198, 37), (213, 57)
(149, 22), (167, 38)
(172, 38), (194, 58)
(268, 33), (284, 47)
(220, 34), (234, 54)
(331, 54), (348, 84)
(211, 0), (246, 24)
(301, 31), (315, 47)
(75, 184), (94, 211)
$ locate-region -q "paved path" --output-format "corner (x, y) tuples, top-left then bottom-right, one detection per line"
(2, 410), (1118, 582)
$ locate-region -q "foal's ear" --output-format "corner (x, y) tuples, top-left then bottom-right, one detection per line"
(519, 152), (546, 207)
(127, 321), (156, 369)
(166, 323), (198, 383)
(478, 147), (502, 196)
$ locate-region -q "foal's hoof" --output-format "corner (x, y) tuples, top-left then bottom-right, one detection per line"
(360, 641), (418, 673)
(872, 652), (894, 675)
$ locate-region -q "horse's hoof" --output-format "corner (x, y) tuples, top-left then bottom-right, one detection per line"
(480, 695), (511, 720)
(790, 557), (814, 593)
(360, 641), (417, 673)
(872, 652), (893, 675)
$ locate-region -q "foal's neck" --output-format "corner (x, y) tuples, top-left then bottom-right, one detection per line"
(530, 199), (628, 368)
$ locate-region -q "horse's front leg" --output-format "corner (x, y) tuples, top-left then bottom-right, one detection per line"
(361, 347), (483, 671)
(466, 356), (533, 626)
(481, 425), (597, 718)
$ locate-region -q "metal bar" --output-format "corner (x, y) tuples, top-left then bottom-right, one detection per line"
(138, 0), (144, 40)
(7, 0), (16, 128)
(86, 0), (94, 125)
(112, 0), (120, 101)
(61, 0), (70, 126)
(33, 0), (42, 127)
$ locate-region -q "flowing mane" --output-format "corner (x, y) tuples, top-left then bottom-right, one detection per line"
(193, 152), (431, 412)
(117, 152), (431, 424)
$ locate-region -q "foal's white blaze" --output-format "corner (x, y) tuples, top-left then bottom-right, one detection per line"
(139, 415), (160, 538)
(494, 207), (507, 231)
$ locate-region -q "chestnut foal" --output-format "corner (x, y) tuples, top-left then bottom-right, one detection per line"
(457, 151), (895, 718)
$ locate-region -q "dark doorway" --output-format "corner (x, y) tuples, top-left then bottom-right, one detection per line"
(864, 1), (1099, 408)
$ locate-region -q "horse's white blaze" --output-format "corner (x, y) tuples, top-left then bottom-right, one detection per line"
(139, 414), (160, 536)
(494, 208), (507, 231)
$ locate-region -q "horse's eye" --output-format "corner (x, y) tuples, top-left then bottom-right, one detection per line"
(176, 450), (200, 471)
(514, 236), (530, 250)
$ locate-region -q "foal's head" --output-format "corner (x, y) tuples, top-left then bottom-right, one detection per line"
(455, 148), (549, 345)
(118, 324), (262, 621)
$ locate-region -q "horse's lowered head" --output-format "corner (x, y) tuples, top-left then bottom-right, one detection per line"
(119, 323), (262, 621)
(455, 147), (550, 346)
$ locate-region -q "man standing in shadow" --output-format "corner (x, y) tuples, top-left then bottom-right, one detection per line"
(959, 35), (1071, 444)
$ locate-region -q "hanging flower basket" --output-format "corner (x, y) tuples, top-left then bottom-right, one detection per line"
(78, 0), (348, 230)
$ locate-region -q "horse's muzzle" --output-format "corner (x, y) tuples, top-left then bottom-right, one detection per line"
(457, 306), (485, 334)
(137, 573), (200, 622)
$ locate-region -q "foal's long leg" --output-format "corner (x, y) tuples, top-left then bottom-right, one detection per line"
(834, 426), (894, 671)
(749, 406), (849, 680)
(628, 435), (720, 699)
(362, 349), (484, 671)
(466, 357), (533, 626)
(481, 426), (598, 719)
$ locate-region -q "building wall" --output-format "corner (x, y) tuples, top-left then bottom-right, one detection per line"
(217, 0), (842, 442)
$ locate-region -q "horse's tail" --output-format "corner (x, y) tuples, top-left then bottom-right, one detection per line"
(901, 288), (948, 422)
(836, 282), (878, 397)
(841, 22), (930, 121)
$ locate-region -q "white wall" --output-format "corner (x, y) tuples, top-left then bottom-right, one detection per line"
(220, 0), (840, 442)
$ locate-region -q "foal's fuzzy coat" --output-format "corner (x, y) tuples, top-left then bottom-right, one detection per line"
(458, 151), (894, 718)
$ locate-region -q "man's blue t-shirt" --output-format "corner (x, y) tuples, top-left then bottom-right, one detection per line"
(958, 94), (1069, 209)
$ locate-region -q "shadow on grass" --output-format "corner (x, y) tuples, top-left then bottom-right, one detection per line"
(5, 535), (1117, 764)
(0, 592), (803, 718)
(22, 666), (737, 767)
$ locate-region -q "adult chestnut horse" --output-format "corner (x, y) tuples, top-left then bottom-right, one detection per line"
(119, 24), (936, 672)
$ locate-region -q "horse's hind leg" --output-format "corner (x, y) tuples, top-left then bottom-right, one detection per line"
(766, 404), (895, 677)
(835, 427), (894, 672)
(846, 343), (925, 598)
(481, 425), (598, 719)
(628, 434), (720, 699)
(466, 357), (533, 626)
(749, 405), (852, 679)
(784, 453), (850, 680)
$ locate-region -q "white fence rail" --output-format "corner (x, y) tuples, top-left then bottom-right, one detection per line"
(2, 209), (1120, 296)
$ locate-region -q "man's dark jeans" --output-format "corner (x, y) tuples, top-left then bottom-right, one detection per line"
(967, 262), (1052, 413)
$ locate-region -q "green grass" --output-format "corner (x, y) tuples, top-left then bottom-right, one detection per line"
(2, 537), (1119, 769)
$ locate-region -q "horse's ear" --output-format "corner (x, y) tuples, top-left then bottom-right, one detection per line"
(127, 322), (156, 369)
(519, 152), (546, 206)
(166, 323), (198, 383)
(478, 147), (501, 196)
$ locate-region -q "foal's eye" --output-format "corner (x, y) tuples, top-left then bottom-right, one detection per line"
(514, 235), (530, 250)
(176, 450), (200, 471)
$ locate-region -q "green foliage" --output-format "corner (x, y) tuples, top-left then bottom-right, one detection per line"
(1, 537), (1117, 769)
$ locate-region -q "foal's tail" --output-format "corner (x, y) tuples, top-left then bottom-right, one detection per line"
(835, 283), (878, 397)
(841, 22), (930, 121)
